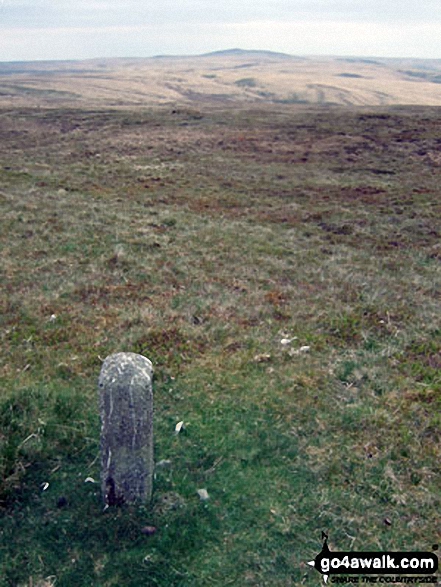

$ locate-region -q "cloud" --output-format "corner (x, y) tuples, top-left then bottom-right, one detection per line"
(0, 22), (232, 60)
(0, 0), (440, 59)
(227, 19), (441, 58)
(1, 0), (440, 30)
(1, 17), (441, 61)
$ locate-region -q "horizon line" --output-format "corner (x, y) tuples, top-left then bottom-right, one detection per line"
(1, 48), (441, 65)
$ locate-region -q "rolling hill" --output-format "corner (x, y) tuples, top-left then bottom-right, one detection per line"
(1, 49), (441, 108)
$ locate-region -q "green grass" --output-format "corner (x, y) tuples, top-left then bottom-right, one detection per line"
(0, 104), (440, 586)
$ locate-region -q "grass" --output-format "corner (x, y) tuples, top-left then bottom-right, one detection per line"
(0, 103), (440, 586)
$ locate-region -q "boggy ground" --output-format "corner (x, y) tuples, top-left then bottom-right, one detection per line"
(0, 103), (440, 586)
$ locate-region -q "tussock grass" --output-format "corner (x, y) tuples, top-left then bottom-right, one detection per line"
(1, 104), (440, 585)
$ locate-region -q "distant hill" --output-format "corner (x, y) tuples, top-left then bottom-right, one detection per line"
(1, 50), (441, 108)
(201, 48), (294, 60)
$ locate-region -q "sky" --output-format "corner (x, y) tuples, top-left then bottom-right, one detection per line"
(0, 0), (440, 62)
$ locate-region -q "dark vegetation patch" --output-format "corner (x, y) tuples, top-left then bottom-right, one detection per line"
(337, 73), (364, 78)
(234, 77), (257, 87)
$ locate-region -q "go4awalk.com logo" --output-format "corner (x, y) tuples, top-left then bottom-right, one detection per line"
(307, 533), (439, 584)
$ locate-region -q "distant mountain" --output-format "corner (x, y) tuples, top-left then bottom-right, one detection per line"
(201, 48), (294, 59)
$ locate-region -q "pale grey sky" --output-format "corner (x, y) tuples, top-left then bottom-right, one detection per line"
(0, 0), (440, 61)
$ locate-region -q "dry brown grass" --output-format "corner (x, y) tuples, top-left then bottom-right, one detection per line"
(1, 53), (441, 109)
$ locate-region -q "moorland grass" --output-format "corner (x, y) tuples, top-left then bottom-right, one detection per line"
(0, 104), (440, 586)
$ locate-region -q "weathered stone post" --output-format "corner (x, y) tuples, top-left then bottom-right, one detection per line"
(98, 352), (153, 506)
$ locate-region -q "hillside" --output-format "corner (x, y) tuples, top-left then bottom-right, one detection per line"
(1, 47), (440, 586)
(1, 99), (440, 586)
(1, 49), (441, 108)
